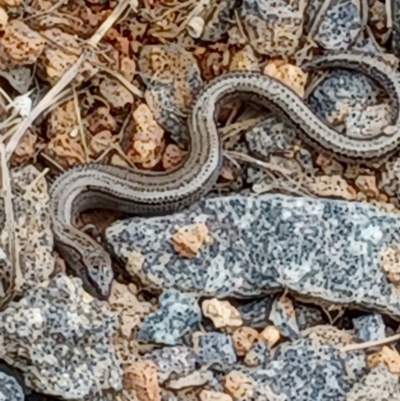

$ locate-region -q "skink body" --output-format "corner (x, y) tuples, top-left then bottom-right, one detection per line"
(50, 51), (400, 298)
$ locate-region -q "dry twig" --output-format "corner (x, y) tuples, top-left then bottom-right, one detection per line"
(4, 53), (86, 161)
(87, 0), (132, 48)
(0, 143), (23, 310)
(340, 333), (400, 352)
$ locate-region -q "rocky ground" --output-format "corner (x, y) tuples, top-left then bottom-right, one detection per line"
(1, 0), (400, 400)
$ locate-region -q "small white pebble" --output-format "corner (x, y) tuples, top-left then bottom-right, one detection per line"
(69, 127), (79, 138)
(12, 94), (32, 117)
(128, 0), (138, 11)
(187, 16), (205, 39)
(383, 125), (397, 136)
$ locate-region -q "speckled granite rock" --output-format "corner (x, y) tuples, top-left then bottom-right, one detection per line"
(240, 0), (303, 56)
(307, 67), (387, 140)
(245, 116), (296, 159)
(247, 337), (367, 401)
(310, 0), (362, 50)
(0, 376), (24, 401)
(235, 297), (272, 328)
(244, 341), (271, 367)
(138, 45), (203, 147)
(269, 295), (299, 340)
(0, 273), (122, 399)
(295, 303), (325, 330)
(143, 346), (197, 383)
(201, 331), (366, 401)
(346, 365), (400, 401)
(0, 165), (55, 303)
(106, 194), (400, 319)
(352, 313), (386, 343)
(193, 333), (237, 372)
(138, 290), (201, 345)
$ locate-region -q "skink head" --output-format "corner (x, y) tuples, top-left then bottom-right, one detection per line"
(83, 249), (114, 300)
(55, 225), (114, 300)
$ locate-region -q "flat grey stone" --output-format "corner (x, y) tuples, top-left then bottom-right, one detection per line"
(106, 194), (400, 319)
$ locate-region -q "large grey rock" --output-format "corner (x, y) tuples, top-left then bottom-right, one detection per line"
(106, 194), (400, 319)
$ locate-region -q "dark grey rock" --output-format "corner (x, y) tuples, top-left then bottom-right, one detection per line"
(201, 0), (236, 42)
(138, 291), (201, 345)
(392, 0), (400, 59)
(352, 313), (386, 343)
(239, 0), (303, 56)
(295, 303), (325, 330)
(193, 333), (237, 372)
(307, 69), (381, 129)
(138, 45), (203, 148)
(245, 116), (296, 159)
(235, 297), (273, 328)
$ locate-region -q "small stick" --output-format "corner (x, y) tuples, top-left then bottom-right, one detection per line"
(340, 333), (400, 352)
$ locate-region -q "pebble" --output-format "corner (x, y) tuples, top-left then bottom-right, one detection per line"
(352, 313), (386, 343)
(193, 332), (237, 372)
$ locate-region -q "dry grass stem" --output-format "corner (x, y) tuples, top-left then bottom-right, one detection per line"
(0, 143), (22, 310)
(87, 0), (132, 48)
(341, 333), (400, 352)
(5, 53), (86, 160)
(220, 117), (266, 141)
(72, 87), (89, 162)
(94, 64), (144, 98)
